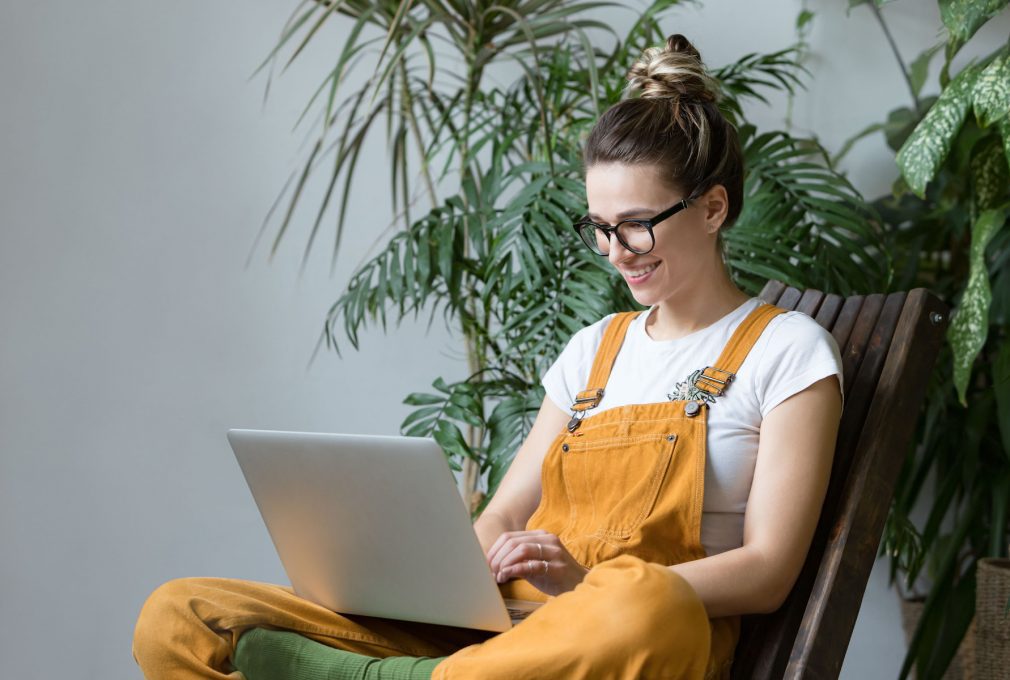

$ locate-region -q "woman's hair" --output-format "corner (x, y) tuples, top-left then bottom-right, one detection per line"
(583, 34), (744, 231)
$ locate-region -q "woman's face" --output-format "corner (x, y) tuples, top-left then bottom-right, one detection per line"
(583, 162), (726, 308)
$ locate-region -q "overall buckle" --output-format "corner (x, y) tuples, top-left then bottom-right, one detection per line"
(572, 388), (605, 410)
(693, 367), (736, 397)
(568, 388), (604, 432)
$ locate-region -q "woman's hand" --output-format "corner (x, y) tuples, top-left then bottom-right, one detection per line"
(486, 529), (588, 596)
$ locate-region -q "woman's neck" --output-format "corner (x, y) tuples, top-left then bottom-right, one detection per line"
(644, 268), (750, 342)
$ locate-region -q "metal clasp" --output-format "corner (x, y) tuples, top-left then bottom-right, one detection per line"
(567, 411), (586, 433)
(694, 367), (736, 397)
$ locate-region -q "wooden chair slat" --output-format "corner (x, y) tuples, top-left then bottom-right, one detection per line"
(782, 293), (908, 676)
(796, 289), (825, 317)
(813, 294), (844, 331)
(833, 293), (905, 478)
(829, 295), (865, 352)
(759, 280), (788, 304)
(731, 284), (948, 680)
(778, 287), (803, 311)
(786, 289), (948, 678)
(838, 294), (884, 393)
(737, 286), (870, 678)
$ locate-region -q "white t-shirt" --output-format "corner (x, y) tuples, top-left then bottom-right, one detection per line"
(541, 297), (844, 557)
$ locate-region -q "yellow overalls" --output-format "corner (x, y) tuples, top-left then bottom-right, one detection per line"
(133, 303), (785, 680)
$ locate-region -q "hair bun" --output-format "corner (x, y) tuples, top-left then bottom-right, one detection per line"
(625, 33), (718, 104)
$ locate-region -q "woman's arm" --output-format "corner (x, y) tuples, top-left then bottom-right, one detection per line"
(472, 397), (570, 554)
(669, 374), (842, 618)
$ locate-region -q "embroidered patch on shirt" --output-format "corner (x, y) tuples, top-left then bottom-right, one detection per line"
(667, 368), (719, 404)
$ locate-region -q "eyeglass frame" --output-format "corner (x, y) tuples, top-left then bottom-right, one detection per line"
(572, 195), (697, 256)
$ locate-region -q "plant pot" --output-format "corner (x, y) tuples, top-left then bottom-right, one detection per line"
(899, 596), (976, 679)
(976, 558), (1010, 679)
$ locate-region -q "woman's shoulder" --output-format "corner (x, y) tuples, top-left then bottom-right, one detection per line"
(750, 306), (845, 414)
(762, 307), (840, 353)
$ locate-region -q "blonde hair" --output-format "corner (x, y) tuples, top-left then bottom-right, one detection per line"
(584, 34), (744, 230)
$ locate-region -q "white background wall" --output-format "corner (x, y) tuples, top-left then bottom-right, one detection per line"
(3, 1), (1006, 678)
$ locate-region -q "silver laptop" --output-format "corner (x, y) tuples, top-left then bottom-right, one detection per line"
(227, 429), (542, 632)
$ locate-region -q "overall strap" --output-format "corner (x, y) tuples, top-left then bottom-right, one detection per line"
(693, 302), (787, 398)
(570, 312), (641, 414)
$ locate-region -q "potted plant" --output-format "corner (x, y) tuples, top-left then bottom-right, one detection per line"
(841, 1), (1010, 677)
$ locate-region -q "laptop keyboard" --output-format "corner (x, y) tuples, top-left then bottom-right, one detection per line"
(507, 607), (535, 621)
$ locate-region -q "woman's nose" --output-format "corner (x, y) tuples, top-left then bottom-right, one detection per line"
(607, 235), (633, 265)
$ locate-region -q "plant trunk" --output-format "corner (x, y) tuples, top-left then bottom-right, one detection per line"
(462, 323), (485, 515)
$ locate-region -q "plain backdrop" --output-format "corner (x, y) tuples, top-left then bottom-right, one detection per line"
(3, 1), (1007, 678)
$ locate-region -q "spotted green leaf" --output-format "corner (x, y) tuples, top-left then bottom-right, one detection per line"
(939, 0), (1009, 50)
(897, 64), (980, 197)
(972, 52), (1010, 128)
(971, 139), (1010, 210)
(949, 208), (1007, 404)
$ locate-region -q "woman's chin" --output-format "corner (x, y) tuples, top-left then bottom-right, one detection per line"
(627, 287), (661, 308)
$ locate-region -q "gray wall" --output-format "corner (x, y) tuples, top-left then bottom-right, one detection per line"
(2, 1), (1004, 678)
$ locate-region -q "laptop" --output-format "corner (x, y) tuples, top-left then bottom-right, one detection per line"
(227, 429), (542, 632)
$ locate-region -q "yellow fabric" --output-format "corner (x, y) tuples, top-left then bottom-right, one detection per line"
(571, 311), (640, 412)
(694, 304), (786, 396)
(437, 555), (715, 680)
(133, 303), (784, 680)
(132, 577), (492, 679)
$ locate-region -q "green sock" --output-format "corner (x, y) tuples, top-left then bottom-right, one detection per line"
(233, 627), (444, 680)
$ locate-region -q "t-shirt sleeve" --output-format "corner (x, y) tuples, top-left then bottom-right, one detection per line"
(541, 314), (614, 412)
(754, 311), (844, 418)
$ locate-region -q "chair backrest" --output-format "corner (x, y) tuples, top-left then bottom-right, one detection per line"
(730, 282), (949, 679)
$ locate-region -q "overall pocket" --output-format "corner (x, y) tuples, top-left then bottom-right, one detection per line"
(560, 432), (676, 540)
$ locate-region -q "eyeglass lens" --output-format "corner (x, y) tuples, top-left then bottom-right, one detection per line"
(580, 222), (654, 255)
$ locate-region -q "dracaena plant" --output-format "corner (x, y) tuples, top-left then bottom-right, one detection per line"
(842, 1), (1010, 677)
(256, 0), (888, 514)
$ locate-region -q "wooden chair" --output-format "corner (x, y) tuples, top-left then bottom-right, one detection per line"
(730, 282), (949, 679)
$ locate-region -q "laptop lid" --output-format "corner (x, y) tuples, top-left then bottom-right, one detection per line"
(228, 429), (514, 632)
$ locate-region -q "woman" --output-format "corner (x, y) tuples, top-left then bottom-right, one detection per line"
(133, 34), (843, 680)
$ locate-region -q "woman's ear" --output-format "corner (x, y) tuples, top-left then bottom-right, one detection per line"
(701, 185), (729, 233)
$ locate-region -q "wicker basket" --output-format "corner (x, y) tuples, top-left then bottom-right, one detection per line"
(976, 558), (1010, 679)
(900, 597), (976, 679)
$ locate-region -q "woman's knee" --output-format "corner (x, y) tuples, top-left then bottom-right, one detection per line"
(132, 577), (217, 660)
(580, 556), (711, 663)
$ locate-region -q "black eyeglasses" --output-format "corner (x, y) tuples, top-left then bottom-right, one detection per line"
(572, 198), (693, 256)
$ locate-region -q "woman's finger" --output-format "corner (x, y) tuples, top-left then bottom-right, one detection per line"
(496, 539), (555, 577)
(486, 530), (545, 562)
(501, 557), (551, 583)
(488, 531), (551, 571)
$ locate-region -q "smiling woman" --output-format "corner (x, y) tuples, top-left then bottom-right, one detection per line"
(577, 33), (746, 331)
(132, 33), (843, 680)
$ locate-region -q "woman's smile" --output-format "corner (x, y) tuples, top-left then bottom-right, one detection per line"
(620, 260), (661, 284)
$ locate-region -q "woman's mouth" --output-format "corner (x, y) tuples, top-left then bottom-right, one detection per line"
(622, 261), (659, 284)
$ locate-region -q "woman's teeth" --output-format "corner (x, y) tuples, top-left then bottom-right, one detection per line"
(625, 262), (658, 278)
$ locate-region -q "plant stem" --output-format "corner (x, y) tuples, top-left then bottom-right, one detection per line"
(457, 57), (485, 511)
(868, 3), (922, 114)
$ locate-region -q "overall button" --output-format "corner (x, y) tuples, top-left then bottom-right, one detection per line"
(685, 401), (701, 417)
(666, 434), (675, 442)
(562, 443), (570, 452)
